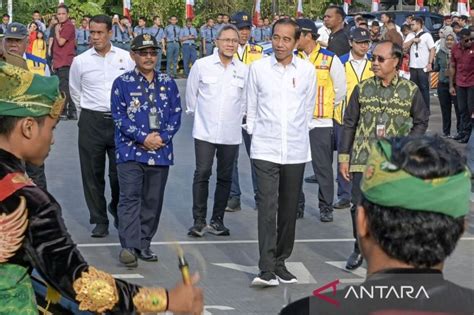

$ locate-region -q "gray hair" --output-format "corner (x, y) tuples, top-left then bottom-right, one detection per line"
(216, 24), (240, 39)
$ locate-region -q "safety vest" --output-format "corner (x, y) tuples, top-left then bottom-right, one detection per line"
(234, 43), (263, 65)
(334, 53), (374, 124)
(298, 44), (336, 120)
(26, 39), (47, 76)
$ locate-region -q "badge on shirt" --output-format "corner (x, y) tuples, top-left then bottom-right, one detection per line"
(149, 108), (160, 130)
(376, 124), (386, 138)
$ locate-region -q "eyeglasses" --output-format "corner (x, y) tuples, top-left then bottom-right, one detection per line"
(462, 37), (473, 43)
(370, 55), (396, 63)
(134, 50), (158, 57)
(216, 38), (239, 45)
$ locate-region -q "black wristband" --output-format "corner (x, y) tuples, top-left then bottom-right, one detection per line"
(165, 289), (169, 311)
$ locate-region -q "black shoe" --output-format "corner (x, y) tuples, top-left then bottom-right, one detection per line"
(319, 208), (333, 222)
(296, 208), (304, 219)
(275, 266), (298, 284)
(333, 198), (351, 209)
(119, 248), (138, 268)
(91, 223), (109, 237)
(207, 220), (230, 236)
(304, 175), (318, 184)
(452, 134), (464, 141)
(188, 221), (207, 237)
(346, 251), (363, 270)
(458, 136), (470, 144)
(251, 271), (279, 287)
(67, 112), (78, 120)
(136, 248), (158, 262)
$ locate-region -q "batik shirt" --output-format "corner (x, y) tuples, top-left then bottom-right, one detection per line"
(111, 68), (182, 166)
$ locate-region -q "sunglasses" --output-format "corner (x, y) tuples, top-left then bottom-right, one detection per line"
(134, 50), (158, 57)
(370, 55), (396, 63)
(462, 37), (473, 43)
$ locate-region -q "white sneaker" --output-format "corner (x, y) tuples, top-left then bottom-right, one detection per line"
(251, 271), (279, 287)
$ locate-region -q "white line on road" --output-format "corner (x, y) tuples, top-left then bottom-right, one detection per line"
(77, 237), (474, 248)
(112, 274), (144, 279)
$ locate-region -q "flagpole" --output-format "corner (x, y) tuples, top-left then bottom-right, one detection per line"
(8, 0), (12, 21)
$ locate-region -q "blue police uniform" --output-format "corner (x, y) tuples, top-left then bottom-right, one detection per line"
(133, 26), (150, 36)
(179, 26), (198, 76)
(251, 27), (268, 43)
(76, 27), (90, 55)
(150, 26), (165, 71)
(112, 23), (130, 51)
(201, 25), (217, 56)
(164, 24), (181, 77)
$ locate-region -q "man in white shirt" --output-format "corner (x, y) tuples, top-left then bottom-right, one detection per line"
(403, 16), (435, 111)
(69, 15), (135, 238)
(186, 25), (248, 237)
(246, 18), (316, 287)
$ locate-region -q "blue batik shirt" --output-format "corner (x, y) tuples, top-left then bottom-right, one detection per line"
(111, 69), (182, 166)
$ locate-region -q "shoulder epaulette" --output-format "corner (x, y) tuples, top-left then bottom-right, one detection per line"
(319, 48), (336, 57)
(339, 53), (350, 64)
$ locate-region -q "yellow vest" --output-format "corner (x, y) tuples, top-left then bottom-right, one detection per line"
(298, 44), (336, 119)
(234, 43), (263, 65)
(27, 39), (47, 76)
(334, 55), (374, 124)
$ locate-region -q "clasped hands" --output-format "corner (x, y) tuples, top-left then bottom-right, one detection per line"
(141, 132), (165, 151)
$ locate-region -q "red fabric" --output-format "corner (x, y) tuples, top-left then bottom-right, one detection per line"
(451, 43), (474, 88)
(27, 32), (37, 53)
(52, 19), (76, 70)
(0, 173), (34, 202)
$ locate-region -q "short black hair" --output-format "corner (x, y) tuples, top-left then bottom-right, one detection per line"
(451, 21), (461, 28)
(301, 30), (318, 41)
(362, 136), (466, 268)
(3, 14), (10, 18)
(381, 12), (395, 21)
(0, 116), (46, 136)
(401, 24), (411, 32)
(272, 17), (301, 40)
(33, 10), (41, 14)
(459, 28), (471, 37)
(371, 21), (380, 27)
(460, 15), (468, 21)
(326, 5), (346, 19)
(57, 4), (69, 13)
(413, 16), (424, 26)
(90, 14), (112, 31)
(138, 16), (146, 21)
(375, 40), (403, 69)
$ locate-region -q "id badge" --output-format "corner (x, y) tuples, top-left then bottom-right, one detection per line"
(376, 124), (386, 138)
(148, 111), (160, 130)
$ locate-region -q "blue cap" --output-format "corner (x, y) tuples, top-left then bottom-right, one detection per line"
(296, 19), (318, 35)
(4, 22), (27, 39)
(349, 27), (371, 42)
(231, 12), (252, 29)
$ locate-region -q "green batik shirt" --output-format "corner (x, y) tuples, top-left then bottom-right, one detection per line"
(338, 75), (429, 173)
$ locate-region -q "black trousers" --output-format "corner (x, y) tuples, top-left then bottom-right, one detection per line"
(457, 86), (474, 137)
(300, 127), (334, 211)
(349, 172), (363, 252)
(78, 109), (119, 225)
(410, 68), (430, 111)
(253, 159), (305, 272)
(437, 82), (460, 136)
(192, 139), (239, 223)
(117, 161), (169, 250)
(57, 66), (75, 116)
(26, 163), (47, 191)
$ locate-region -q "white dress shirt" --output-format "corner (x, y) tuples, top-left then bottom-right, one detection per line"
(348, 51), (370, 77)
(300, 49), (346, 128)
(246, 54), (317, 164)
(186, 52), (248, 145)
(405, 31), (435, 69)
(69, 45), (135, 112)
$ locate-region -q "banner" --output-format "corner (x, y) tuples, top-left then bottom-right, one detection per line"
(415, 0), (423, 11)
(123, 0), (131, 21)
(253, 0), (261, 26)
(371, 0), (380, 12)
(297, 0), (303, 17)
(343, 0), (352, 14)
(186, 0), (195, 19)
(457, 0), (468, 15)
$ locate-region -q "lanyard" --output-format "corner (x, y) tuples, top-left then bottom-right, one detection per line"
(137, 74), (159, 111)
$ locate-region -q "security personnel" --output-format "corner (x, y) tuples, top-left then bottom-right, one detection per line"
(296, 19), (346, 221)
(76, 18), (90, 55)
(179, 18), (198, 77)
(334, 28), (374, 225)
(225, 11), (264, 212)
(201, 17), (217, 56)
(164, 15), (181, 77)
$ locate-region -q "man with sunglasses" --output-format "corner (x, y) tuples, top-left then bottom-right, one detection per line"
(449, 28), (474, 145)
(185, 24), (248, 237)
(339, 40), (429, 270)
(111, 34), (182, 267)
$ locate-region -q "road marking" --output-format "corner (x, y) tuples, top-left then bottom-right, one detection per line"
(112, 274), (144, 279)
(212, 262), (317, 284)
(77, 237), (474, 248)
(326, 261), (366, 284)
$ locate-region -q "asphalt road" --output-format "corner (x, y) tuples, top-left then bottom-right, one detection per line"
(45, 80), (474, 314)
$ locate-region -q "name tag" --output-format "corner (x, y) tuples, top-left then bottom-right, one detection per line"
(130, 92), (142, 96)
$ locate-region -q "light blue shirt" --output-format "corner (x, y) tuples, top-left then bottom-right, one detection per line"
(133, 26), (150, 36)
(112, 24), (123, 42)
(150, 26), (165, 44)
(179, 26), (198, 44)
(200, 26), (217, 42)
(164, 25), (181, 42)
(76, 28), (90, 45)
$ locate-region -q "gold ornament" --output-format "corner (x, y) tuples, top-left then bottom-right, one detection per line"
(73, 267), (119, 313)
(0, 196), (28, 263)
(133, 287), (168, 313)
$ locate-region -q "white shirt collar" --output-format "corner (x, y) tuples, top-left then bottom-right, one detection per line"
(270, 53), (297, 68)
(91, 43), (117, 57)
(211, 50), (236, 66)
(348, 51), (368, 62)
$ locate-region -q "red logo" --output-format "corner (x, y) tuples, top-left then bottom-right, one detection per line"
(312, 279), (340, 306)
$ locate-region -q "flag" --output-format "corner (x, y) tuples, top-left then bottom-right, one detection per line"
(458, 0), (468, 15)
(58, 0), (64, 3)
(371, 0), (380, 12)
(415, 0), (423, 11)
(123, 0), (131, 21)
(296, 0), (303, 17)
(253, 0), (261, 26)
(343, 0), (351, 14)
(186, 0), (194, 19)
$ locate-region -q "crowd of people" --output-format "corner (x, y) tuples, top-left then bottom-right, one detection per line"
(0, 3), (473, 314)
